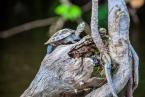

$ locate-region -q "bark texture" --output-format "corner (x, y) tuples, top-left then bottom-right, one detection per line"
(21, 0), (139, 97)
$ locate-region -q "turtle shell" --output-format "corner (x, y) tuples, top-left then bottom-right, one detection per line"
(45, 28), (75, 44)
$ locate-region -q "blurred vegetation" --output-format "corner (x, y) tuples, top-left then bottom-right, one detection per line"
(55, 3), (82, 21)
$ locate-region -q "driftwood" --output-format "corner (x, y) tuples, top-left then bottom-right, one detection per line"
(21, 36), (99, 97)
(21, 0), (139, 97)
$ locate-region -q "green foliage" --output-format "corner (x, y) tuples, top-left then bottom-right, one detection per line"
(55, 4), (82, 21)
(98, 4), (108, 28)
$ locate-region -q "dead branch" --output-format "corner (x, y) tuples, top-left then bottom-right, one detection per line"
(0, 17), (58, 38)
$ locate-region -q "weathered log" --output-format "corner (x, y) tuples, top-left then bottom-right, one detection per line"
(20, 36), (100, 97)
(21, 0), (139, 97)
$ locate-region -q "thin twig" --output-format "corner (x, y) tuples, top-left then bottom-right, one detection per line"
(0, 17), (58, 38)
(60, 0), (72, 5)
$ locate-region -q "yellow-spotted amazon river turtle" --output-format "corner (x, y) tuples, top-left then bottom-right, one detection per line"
(45, 22), (85, 54)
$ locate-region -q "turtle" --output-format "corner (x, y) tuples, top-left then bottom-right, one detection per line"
(45, 22), (86, 54)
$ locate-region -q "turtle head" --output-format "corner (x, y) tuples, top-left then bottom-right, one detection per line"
(75, 22), (86, 36)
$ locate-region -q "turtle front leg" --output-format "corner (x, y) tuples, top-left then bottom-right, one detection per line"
(47, 44), (54, 54)
(73, 35), (81, 42)
(103, 53), (118, 97)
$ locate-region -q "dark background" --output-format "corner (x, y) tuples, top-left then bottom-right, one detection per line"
(0, 0), (145, 97)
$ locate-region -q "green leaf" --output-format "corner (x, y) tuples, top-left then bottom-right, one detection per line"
(54, 4), (82, 21)
(55, 4), (69, 15)
(68, 5), (82, 20)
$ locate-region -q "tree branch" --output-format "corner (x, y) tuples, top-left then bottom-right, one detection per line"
(91, 0), (104, 52)
(86, 0), (135, 97)
(0, 17), (58, 38)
